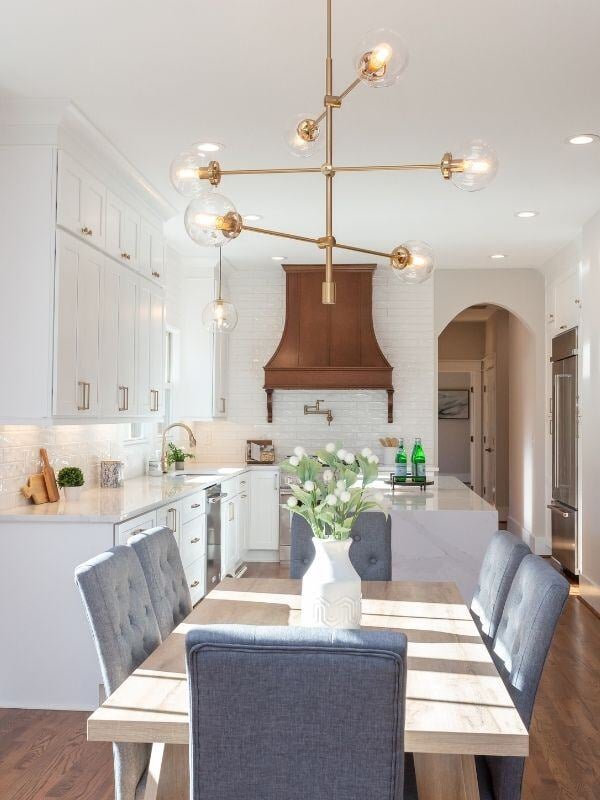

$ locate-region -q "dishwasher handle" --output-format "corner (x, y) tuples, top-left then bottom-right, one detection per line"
(208, 493), (228, 504)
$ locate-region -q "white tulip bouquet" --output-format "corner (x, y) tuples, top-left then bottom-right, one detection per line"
(281, 443), (387, 541)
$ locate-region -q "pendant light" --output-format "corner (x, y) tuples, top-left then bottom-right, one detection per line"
(201, 248), (238, 333)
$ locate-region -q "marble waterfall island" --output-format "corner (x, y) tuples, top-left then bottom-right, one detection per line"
(373, 475), (497, 602)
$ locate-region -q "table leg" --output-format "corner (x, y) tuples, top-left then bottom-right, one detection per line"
(144, 743), (189, 800)
(413, 753), (479, 800)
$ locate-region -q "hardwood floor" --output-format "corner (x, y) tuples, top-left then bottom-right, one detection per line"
(1, 572), (597, 800)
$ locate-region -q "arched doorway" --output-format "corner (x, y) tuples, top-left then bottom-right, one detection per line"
(438, 303), (536, 532)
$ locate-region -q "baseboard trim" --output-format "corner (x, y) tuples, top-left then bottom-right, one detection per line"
(245, 550), (279, 563)
(579, 574), (600, 616)
(507, 516), (551, 555)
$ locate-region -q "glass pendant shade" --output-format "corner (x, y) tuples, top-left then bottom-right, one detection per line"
(392, 240), (434, 284)
(170, 141), (222, 197)
(202, 298), (238, 332)
(184, 190), (241, 247)
(354, 28), (409, 88)
(285, 114), (323, 158)
(451, 139), (498, 192)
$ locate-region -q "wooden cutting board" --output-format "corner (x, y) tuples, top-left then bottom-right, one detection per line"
(40, 448), (59, 503)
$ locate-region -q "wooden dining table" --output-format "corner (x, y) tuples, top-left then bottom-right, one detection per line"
(87, 577), (528, 800)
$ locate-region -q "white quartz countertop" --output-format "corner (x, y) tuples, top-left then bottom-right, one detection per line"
(374, 474), (495, 512)
(0, 464), (260, 524)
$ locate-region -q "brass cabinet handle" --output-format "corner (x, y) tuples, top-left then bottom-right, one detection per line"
(150, 389), (159, 412)
(80, 226), (93, 236)
(77, 380), (91, 411)
(190, 537), (200, 544)
(118, 385), (129, 411)
(120, 252), (131, 260)
(190, 580), (200, 588)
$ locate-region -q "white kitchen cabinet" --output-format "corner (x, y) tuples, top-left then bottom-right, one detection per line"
(54, 232), (101, 417)
(553, 269), (580, 334)
(116, 510), (158, 545)
(57, 150), (106, 248)
(247, 469), (280, 551)
(137, 281), (165, 417)
(99, 258), (138, 417)
(177, 265), (229, 420)
(140, 218), (166, 286)
(180, 514), (207, 571)
(106, 191), (140, 267)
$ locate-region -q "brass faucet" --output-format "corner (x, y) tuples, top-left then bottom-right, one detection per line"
(161, 423), (197, 473)
(304, 399), (333, 425)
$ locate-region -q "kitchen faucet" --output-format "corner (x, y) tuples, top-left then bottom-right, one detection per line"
(304, 399), (333, 425)
(161, 422), (197, 473)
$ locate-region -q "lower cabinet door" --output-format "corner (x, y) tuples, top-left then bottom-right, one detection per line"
(185, 556), (206, 605)
(115, 511), (157, 546)
(180, 515), (207, 569)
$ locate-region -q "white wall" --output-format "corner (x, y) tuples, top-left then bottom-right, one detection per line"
(192, 264), (435, 464)
(438, 372), (471, 481)
(434, 269), (547, 551)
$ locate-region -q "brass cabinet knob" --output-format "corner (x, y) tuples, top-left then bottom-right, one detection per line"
(152, 271), (160, 278)
(191, 503), (201, 509)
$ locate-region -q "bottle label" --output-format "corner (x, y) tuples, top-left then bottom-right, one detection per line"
(415, 463), (426, 478)
(395, 463), (407, 478)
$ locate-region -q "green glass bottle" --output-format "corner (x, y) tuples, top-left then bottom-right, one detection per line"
(411, 437), (426, 483)
(394, 438), (407, 482)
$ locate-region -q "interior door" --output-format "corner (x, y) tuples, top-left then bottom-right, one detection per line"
(482, 360), (497, 506)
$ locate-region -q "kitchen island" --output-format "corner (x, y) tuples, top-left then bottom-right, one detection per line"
(375, 474), (497, 602)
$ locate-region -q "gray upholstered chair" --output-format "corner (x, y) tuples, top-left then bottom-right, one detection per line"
(185, 624), (408, 800)
(128, 526), (192, 639)
(476, 555), (569, 800)
(75, 546), (162, 800)
(470, 530), (530, 647)
(290, 512), (392, 580)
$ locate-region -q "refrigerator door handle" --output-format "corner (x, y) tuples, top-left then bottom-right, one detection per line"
(547, 503), (571, 519)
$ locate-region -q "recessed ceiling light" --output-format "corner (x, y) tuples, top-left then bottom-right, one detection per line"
(271, 256), (286, 261)
(515, 210), (539, 219)
(196, 142), (222, 152)
(567, 134), (599, 145)
(243, 214), (263, 222)
(490, 253), (506, 259)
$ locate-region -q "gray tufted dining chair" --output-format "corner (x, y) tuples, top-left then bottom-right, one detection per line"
(75, 545), (162, 800)
(128, 527), (192, 639)
(289, 512), (392, 580)
(476, 555), (569, 800)
(186, 624), (408, 800)
(470, 530), (530, 648)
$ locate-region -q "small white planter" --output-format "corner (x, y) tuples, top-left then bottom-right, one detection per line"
(301, 537), (362, 630)
(63, 486), (82, 502)
(382, 446), (397, 466)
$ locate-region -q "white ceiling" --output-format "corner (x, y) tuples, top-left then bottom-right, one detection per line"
(2, 0), (600, 272)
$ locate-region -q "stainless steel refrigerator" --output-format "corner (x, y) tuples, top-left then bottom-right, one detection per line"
(548, 328), (578, 573)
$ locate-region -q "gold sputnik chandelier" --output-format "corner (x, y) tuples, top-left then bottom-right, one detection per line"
(170, 0), (498, 305)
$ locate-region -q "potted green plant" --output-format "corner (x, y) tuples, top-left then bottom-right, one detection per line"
(281, 443), (387, 629)
(57, 466), (85, 502)
(167, 442), (194, 471)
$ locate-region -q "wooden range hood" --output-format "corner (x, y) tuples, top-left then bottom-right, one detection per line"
(264, 264), (393, 422)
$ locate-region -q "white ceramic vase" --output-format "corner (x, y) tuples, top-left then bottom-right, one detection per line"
(301, 537), (362, 629)
(63, 486), (82, 502)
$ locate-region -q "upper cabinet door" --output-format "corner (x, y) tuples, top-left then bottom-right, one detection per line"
(136, 280), (165, 417)
(149, 288), (165, 416)
(554, 269), (580, 334)
(106, 191), (140, 267)
(139, 219), (166, 286)
(212, 332), (229, 418)
(57, 151), (106, 248)
(54, 232), (100, 417)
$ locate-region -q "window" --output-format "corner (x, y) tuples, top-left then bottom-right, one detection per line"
(126, 421), (147, 443)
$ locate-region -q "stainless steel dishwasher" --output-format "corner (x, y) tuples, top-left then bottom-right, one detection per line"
(206, 484), (227, 590)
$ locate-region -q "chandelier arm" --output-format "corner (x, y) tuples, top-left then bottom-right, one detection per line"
(333, 241), (395, 260)
(335, 162), (441, 173)
(314, 77), (362, 125)
(242, 224), (321, 246)
(218, 166), (322, 176)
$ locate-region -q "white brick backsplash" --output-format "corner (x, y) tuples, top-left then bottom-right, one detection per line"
(0, 424), (161, 511)
(193, 266), (435, 465)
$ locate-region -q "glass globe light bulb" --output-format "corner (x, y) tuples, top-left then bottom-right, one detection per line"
(184, 190), (242, 247)
(285, 114), (323, 158)
(202, 298), (238, 332)
(355, 28), (409, 88)
(169, 142), (224, 196)
(451, 139), (498, 192)
(391, 240), (434, 284)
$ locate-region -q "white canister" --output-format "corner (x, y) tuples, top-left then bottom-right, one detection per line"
(382, 446), (397, 466)
(148, 459), (162, 477)
(100, 460), (124, 488)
